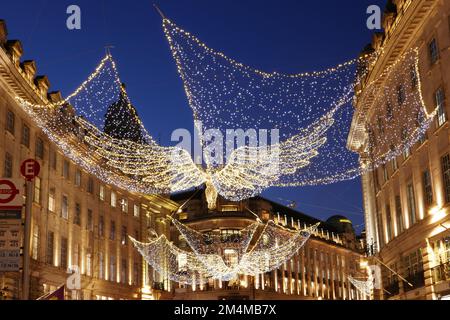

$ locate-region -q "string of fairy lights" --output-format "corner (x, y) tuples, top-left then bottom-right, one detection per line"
(348, 275), (374, 297)
(15, 17), (439, 207)
(11, 14), (440, 288)
(161, 18), (438, 192)
(130, 217), (318, 284)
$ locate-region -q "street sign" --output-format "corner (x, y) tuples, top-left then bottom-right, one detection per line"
(20, 159), (40, 181)
(0, 179), (23, 209)
(0, 209), (22, 272)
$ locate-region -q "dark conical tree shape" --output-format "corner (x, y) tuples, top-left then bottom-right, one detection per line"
(104, 83), (145, 143)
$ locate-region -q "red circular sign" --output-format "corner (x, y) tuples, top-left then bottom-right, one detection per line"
(20, 159), (41, 181)
(0, 180), (20, 204)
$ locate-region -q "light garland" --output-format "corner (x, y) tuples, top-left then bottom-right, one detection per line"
(348, 275), (374, 297)
(130, 217), (318, 284)
(13, 18), (438, 209)
(161, 18), (438, 193)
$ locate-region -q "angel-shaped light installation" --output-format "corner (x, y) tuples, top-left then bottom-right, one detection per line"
(15, 16), (437, 209)
(348, 275), (375, 298)
(12, 15), (440, 286)
(130, 216), (318, 284)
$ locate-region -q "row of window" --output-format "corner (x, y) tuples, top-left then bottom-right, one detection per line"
(378, 153), (450, 246)
(372, 86), (446, 161)
(41, 230), (140, 285)
(384, 249), (424, 288)
(3, 110), (142, 217)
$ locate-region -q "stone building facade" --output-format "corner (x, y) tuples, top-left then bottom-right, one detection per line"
(0, 19), (177, 300)
(151, 190), (368, 300)
(348, 0), (450, 300)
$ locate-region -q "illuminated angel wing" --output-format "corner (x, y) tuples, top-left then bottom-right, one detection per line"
(211, 113), (334, 200)
(238, 221), (317, 276)
(130, 235), (210, 285)
(81, 119), (207, 192)
(348, 275), (374, 296)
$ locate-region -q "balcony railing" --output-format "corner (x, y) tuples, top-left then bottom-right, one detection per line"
(432, 262), (450, 284)
(403, 272), (425, 292)
(384, 281), (399, 298)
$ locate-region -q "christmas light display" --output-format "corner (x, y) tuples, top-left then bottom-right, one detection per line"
(11, 16), (439, 287)
(14, 18), (437, 207)
(348, 275), (374, 297)
(130, 217), (318, 284)
(161, 18), (437, 191)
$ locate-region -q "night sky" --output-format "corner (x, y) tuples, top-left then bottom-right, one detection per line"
(2, 0), (387, 233)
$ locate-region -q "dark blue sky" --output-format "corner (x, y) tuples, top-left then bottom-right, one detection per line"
(2, 0), (386, 233)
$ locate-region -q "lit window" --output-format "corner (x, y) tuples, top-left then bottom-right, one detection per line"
(60, 237), (68, 269)
(63, 160), (70, 179)
(75, 170), (81, 187)
(98, 216), (104, 237)
(442, 154), (450, 203)
(383, 164), (388, 182)
(395, 195), (403, 234)
(121, 226), (128, 245)
(32, 224), (39, 260)
(121, 259), (127, 284)
(86, 253), (92, 277)
(99, 252), (104, 280)
(35, 138), (44, 159)
(406, 184), (417, 226)
(221, 205), (238, 212)
(99, 185), (105, 201)
(111, 191), (117, 208)
(34, 176), (41, 204)
(4, 152), (13, 178)
(110, 255), (116, 282)
(6, 110), (15, 135)
(87, 177), (94, 194)
(385, 205), (392, 242)
(48, 188), (56, 212)
(120, 199), (128, 213)
(87, 209), (93, 231)
(436, 88), (446, 127)
(74, 203), (81, 226)
(46, 231), (54, 265)
(392, 156), (398, 172)
(21, 124), (30, 147)
(50, 149), (57, 170)
(429, 38), (439, 65)
(133, 204), (140, 218)
(133, 263), (139, 286)
(422, 170), (433, 207)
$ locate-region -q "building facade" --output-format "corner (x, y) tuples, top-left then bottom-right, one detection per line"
(348, 0), (450, 300)
(151, 190), (368, 300)
(0, 19), (178, 300)
(0, 15), (368, 301)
